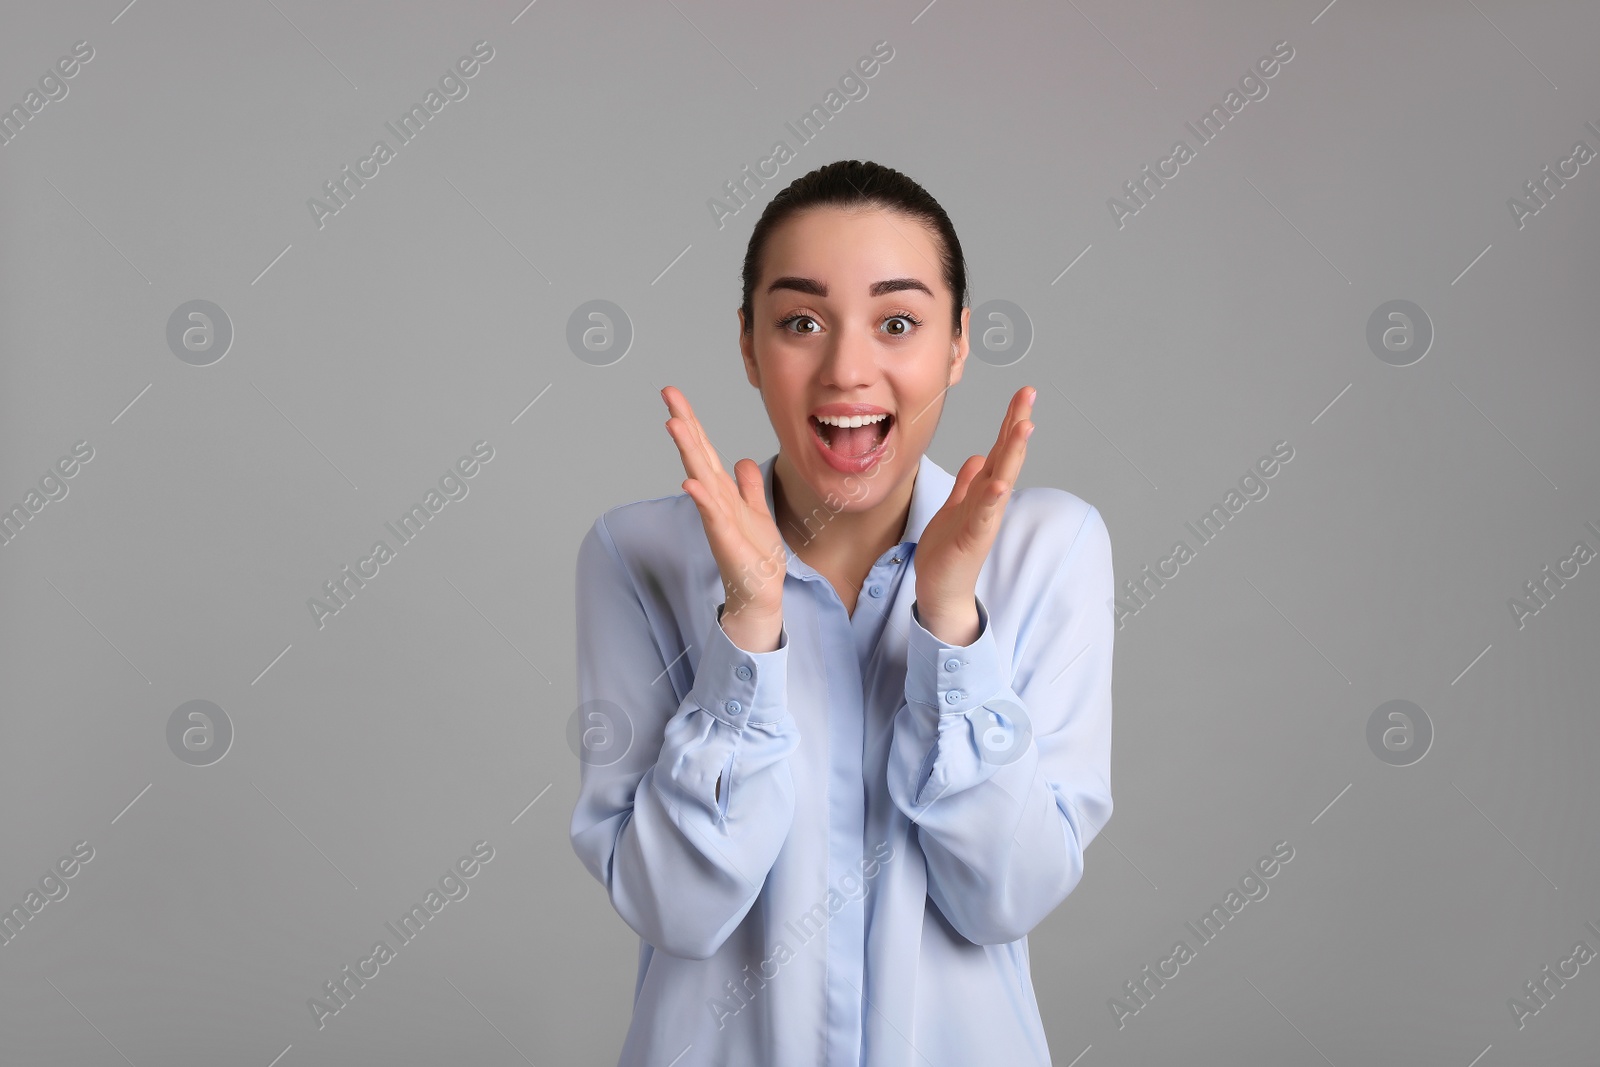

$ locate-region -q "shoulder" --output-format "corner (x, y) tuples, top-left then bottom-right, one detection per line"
(986, 484), (1111, 593)
(1006, 484), (1107, 556)
(578, 489), (711, 590)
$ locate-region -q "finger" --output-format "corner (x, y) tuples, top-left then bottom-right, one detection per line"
(975, 405), (1031, 515)
(983, 385), (1028, 465)
(681, 476), (710, 517)
(663, 386), (713, 469)
(976, 431), (1025, 512)
(663, 387), (726, 497)
(683, 476), (734, 542)
(662, 387), (704, 479)
(992, 386), (1036, 491)
(946, 454), (986, 507)
(663, 386), (712, 475)
(971, 388), (1027, 495)
(733, 459), (770, 517)
(665, 411), (713, 494)
(669, 387), (727, 481)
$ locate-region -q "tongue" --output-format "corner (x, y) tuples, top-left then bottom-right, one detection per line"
(829, 422), (884, 457)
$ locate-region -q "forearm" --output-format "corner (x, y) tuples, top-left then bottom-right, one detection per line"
(605, 696), (799, 959)
(571, 520), (802, 960)
(578, 605), (799, 959)
(889, 556), (1114, 945)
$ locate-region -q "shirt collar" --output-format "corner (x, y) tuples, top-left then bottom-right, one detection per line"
(758, 450), (953, 576)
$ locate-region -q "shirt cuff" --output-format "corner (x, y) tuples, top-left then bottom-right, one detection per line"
(906, 594), (1003, 717)
(686, 603), (790, 728)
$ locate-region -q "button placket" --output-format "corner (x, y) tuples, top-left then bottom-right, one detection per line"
(907, 593), (996, 717)
(708, 636), (761, 728)
(700, 597), (787, 729)
(941, 653), (964, 707)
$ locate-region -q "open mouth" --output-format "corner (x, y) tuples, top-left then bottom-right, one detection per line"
(810, 413), (893, 458)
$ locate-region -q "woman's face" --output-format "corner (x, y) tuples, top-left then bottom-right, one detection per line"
(738, 204), (970, 513)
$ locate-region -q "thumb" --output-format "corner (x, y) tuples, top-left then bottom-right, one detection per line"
(734, 459), (769, 514)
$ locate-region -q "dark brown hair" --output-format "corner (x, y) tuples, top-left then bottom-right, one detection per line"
(740, 159), (968, 339)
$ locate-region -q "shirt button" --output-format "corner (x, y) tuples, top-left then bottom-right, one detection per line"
(725, 700), (742, 715)
(945, 689), (963, 704)
(734, 664), (752, 681)
(944, 658), (961, 672)
(868, 584), (884, 598)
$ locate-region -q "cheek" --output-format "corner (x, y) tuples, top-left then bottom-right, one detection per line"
(761, 385), (807, 434)
(761, 368), (810, 406)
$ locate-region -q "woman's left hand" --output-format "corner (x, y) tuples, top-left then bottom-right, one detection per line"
(913, 385), (1036, 642)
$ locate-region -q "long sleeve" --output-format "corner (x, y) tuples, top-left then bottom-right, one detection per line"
(886, 504), (1114, 945)
(569, 515), (801, 961)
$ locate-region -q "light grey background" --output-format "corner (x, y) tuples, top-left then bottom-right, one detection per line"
(3, 1), (1598, 1064)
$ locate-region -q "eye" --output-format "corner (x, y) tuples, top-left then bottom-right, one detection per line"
(882, 311), (923, 336)
(775, 313), (820, 334)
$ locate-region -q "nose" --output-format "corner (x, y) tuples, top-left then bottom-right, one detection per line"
(818, 322), (878, 389)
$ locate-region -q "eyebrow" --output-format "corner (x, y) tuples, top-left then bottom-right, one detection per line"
(765, 276), (934, 299)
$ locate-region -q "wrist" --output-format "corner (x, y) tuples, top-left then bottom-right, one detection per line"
(719, 604), (783, 653)
(721, 600), (782, 624)
(914, 598), (980, 646)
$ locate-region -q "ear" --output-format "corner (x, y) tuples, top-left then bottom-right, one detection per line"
(947, 304), (972, 387)
(738, 307), (761, 389)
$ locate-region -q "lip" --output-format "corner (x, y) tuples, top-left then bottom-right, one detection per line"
(807, 406), (894, 474)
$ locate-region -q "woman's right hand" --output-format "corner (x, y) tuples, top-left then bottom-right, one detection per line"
(661, 386), (786, 644)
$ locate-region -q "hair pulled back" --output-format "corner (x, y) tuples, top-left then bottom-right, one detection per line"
(739, 160), (968, 339)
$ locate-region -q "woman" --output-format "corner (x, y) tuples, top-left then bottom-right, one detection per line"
(571, 160), (1114, 1066)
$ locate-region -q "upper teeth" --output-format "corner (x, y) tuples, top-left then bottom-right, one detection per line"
(816, 413), (889, 428)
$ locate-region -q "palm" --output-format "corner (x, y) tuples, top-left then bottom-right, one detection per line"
(661, 386), (786, 616)
(915, 386), (1036, 611)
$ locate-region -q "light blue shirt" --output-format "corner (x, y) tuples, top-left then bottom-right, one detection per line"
(570, 450), (1115, 1066)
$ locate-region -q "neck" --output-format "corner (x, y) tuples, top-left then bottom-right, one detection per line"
(771, 451), (916, 567)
